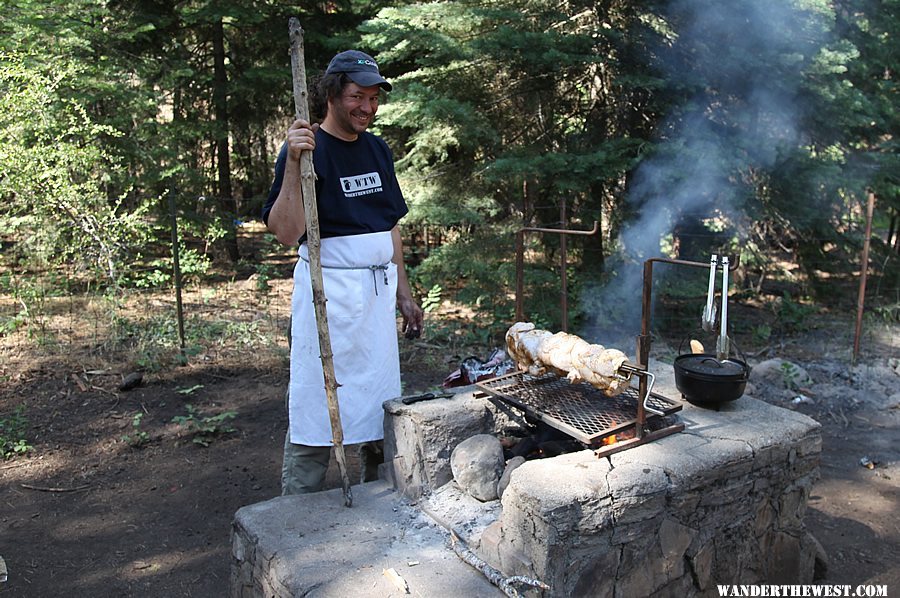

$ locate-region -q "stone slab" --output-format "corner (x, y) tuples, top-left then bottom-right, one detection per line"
(230, 480), (503, 597)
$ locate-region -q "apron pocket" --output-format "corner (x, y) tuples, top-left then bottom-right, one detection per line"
(322, 267), (365, 320)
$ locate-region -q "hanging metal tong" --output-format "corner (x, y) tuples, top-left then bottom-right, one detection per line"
(701, 253), (731, 360)
(701, 254), (718, 331)
(716, 256), (731, 361)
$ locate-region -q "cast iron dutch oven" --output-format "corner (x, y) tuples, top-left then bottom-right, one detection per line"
(674, 353), (750, 406)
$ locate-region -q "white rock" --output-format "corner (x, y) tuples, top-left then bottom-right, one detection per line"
(450, 434), (505, 502)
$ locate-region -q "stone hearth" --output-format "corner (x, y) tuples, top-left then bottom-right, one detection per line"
(382, 366), (822, 595)
(231, 362), (822, 597)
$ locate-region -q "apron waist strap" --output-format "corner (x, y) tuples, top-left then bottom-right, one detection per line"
(300, 256), (390, 294)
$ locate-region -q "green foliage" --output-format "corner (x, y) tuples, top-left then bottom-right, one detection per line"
(365, 0), (655, 283)
(253, 263), (275, 294)
(774, 292), (817, 334)
(421, 284), (444, 313)
(124, 246), (212, 290)
(121, 412), (150, 448)
(172, 404), (237, 447)
(0, 50), (152, 285)
(106, 311), (272, 371)
(0, 405), (32, 459)
(412, 229), (516, 322)
(753, 324), (773, 343)
(0, 273), (72, 343)
(865, 303), (900, 325)
(0, 0), (896, 346)
(779, 361), (811, 391)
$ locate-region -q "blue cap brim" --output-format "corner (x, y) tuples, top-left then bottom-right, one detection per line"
(346, 71), (392, 92)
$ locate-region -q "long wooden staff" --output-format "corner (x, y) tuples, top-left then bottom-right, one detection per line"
(288, 17), (352, 507)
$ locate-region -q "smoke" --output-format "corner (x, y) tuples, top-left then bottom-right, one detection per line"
(580, 0), (829, 347)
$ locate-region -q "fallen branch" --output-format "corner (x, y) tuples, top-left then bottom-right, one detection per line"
(91, 385), (120, 398)
(21, 483), (91, 493)
(449, 530), (549, 598)
(71, 374), (89, 392)
(0, 461), (30, 471)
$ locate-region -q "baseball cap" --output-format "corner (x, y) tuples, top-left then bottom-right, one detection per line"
(325, 50), (393, 91)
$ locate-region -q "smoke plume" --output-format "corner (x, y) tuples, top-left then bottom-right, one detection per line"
(580, 0), (829, 350)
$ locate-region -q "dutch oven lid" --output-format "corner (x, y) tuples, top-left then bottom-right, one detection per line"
(675, 354), (748, 377)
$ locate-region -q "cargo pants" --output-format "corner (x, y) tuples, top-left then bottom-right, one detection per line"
(281, 432), (384, 495)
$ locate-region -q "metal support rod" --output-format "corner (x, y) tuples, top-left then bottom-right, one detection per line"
(168, 185), (186, 354)
(637, 254), (742, 367)
(514, 220), (599, 327)
(853, 191), (876, 365)
(560, 199), (568, 330)
(636, 254), (742, 417)
(594, 422), (686, 459)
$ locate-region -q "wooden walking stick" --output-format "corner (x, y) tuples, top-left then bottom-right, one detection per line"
(288, 17), (353, 507)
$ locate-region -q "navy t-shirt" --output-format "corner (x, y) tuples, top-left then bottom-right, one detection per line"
(262, 129), (408, 243)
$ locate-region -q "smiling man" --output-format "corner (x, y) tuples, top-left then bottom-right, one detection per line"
(263, 50), (424, 495)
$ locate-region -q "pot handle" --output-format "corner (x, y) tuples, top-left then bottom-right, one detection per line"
(730, 337), (752, 375)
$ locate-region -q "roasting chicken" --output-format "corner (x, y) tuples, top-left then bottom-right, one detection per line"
(505, 322), (552, 376)
(569, 345), (630, 395)
(505, 322), (631, 396)
(538, 331), (591, 377)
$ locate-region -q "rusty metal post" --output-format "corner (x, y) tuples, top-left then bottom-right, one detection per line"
(560, 199), (568, 331)
(514, 220), (599, 328)
(853, 191), (876, 364)
(637, 254), (742, 426)
(515, 229), (525, 322)
(168, 185), (186, 354)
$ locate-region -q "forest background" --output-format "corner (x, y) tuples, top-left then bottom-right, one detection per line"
(1, 0), (899, 425)
(0, 1), (899, 595)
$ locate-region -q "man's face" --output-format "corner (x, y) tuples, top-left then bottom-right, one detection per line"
(326, 82), (381, 140)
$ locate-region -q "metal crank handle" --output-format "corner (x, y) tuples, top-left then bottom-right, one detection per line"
(641, 370), (665, 417)
(617, 364), (664, 417)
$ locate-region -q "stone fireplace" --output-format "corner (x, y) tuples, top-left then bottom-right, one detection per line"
(231, 363), (822, 597)
(382, 367), (822, 595)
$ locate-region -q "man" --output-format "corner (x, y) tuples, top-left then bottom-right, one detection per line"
(263, 50), (424, 495)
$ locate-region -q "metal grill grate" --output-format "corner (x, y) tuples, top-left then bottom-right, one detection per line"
(476, 370), (682, 447)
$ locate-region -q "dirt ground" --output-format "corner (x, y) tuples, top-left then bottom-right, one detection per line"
(0, 270), (898, 597)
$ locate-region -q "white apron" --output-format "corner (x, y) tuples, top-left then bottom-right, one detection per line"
(288, 230), (400, 446)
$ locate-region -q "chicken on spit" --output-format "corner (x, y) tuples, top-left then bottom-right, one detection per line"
(505, 322), (631, 396)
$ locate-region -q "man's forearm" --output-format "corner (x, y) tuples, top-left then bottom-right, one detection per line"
(267, 160), (307, 245)
(391, 226), (414, 300)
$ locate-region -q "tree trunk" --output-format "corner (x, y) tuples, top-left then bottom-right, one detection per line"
(213, 17), (240, 262)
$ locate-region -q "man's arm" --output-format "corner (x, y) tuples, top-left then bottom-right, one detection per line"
(391, 226), (424, 339)
(266, 120), (317, 246)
